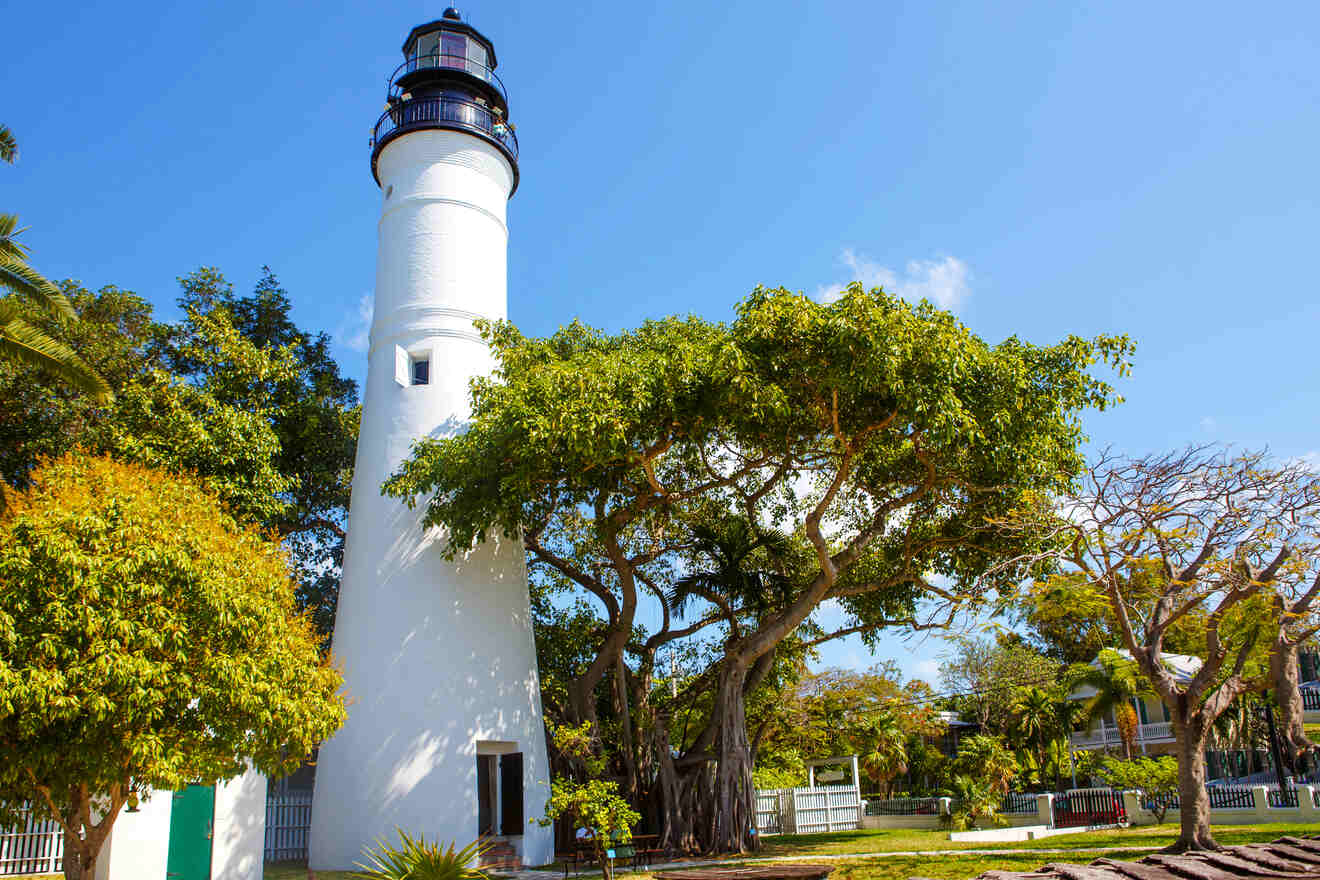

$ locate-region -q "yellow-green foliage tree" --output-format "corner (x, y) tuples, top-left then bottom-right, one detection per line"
(0, 454), (346, 880)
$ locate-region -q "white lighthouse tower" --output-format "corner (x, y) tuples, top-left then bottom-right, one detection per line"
(310, 11), (552, 870)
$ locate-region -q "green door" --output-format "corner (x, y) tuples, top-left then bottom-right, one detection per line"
(166, 784), (214, 880)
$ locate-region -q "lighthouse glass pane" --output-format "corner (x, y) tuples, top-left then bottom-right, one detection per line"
(414, 32), (440, 69)
(441, 33), (466, 69)
(466, 40), (488, 78)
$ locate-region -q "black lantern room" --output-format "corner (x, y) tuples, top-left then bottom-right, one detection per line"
(370, 9), (518, 190)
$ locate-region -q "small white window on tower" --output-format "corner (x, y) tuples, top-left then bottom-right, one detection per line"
(395, 345), (431, 387)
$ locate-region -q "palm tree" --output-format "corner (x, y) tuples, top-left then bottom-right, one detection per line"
(667, 518), (794, 623)
(0, 214), (112, 402)
(859, 711), (908, 796)
(1013, 687), (1056, 783)
(1075, 649), (1148, 760)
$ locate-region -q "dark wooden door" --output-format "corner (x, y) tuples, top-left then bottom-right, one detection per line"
(499, 752), (523, 835)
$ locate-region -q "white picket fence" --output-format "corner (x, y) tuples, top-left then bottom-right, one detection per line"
(264, 792), (314, 862)
(754, 784), (860, 836)
(0, 805), (63, 877)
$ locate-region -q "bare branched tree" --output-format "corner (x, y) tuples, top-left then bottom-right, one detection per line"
(1009, 445), (1320, 852)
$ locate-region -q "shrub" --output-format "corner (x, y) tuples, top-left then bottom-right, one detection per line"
(352, 831), (491, 880)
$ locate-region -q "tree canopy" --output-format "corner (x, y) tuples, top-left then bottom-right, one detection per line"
(387, 282), (1131, 853)
(0, 270), (359, 637)
(0, 453), (345, 880)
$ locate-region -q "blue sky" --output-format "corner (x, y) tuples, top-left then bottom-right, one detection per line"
(8, 0), (1320, 686)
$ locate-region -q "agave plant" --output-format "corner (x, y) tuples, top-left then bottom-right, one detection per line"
(352, 830), (493, 880)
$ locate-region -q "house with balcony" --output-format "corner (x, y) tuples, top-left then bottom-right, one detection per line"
(1067, 648), (1320, 782)
(1067, 650), (1198, 757)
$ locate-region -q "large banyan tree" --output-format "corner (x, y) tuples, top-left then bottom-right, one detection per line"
(386, 283), (1130, 853)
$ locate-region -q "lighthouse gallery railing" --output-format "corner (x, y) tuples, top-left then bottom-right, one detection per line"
(371, 96), (518, 161)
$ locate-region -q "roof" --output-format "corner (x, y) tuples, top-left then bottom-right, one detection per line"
(400, 15), (498, 67)
(937, 710), (976, 728)
(934, 835), (1320, 880)
(1069, 649), (1203, 700)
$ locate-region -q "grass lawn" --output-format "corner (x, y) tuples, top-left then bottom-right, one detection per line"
(266, 861), (354, 880)
(756, 822), (1320, 857)
(262, 824), (1320, 880)
(818, 851), (1158, 880)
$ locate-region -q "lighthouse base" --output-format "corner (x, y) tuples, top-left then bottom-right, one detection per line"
(308, 524), (553, 871)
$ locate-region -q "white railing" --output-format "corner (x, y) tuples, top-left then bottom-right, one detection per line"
(265, 792), (314, 862)
(0, 804), (63, 877)
(1071, 721), (1175, 748)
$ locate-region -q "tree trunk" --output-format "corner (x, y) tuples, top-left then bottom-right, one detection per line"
(61, 823), (90, 880)
(711, 658), (756, 854)
(1169, 715), (1218, 852)
(654, 715), (698, 854)
(613, 657), (639, 802)
(1270, 636), (1316, 772)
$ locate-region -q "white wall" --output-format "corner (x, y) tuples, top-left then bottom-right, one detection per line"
(93, 790), (171, 880)
(309, 127), (552, 871)
(212, 767), (267, 880)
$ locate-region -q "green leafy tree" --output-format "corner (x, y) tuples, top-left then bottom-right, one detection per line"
(386, 283), (1130, 853)
(0, 272), (358, 638)
(542, 721), (640, 880)
(939, 636), (1061, 734)
(0, 453), (345, 880)
(1098, 756), (1179, 824)
(168, 268), (360, 636)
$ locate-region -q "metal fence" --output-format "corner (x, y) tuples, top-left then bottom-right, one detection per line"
(1052, 787), (1126, 828)
(1207, 785), (1255, 809)
(0, 804), (63, 877)
(1267, 786), (1299, 809)
(1303, 690), (1320, 711)
(864, 797), (941, 816)
(1001, 792), (1039, 814)
(265, 791), (314, 862)
(754, 785), (859, 835)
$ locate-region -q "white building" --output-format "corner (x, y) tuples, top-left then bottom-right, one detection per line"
(1067, 650), (1200, 755)
(308, 9), (553, 872)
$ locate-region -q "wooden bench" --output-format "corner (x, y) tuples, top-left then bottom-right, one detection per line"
(561, 835), (662, 875)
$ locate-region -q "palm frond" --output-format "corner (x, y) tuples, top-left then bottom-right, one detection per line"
(0, 214), (30, 261)
(0, 125), (15, 164)
(0, 254), (74, 318)
(0, 312), (112, 402)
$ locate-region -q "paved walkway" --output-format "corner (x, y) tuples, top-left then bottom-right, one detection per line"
(501, 846), (1165, 880)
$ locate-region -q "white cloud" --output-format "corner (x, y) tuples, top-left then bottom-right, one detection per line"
(338, 292), (374, 353)
(811, 251), (971, 312)
(1199, 416), (1217, 433)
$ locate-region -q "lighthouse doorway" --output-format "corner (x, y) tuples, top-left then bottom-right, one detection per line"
(476, 743), (525, 837)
